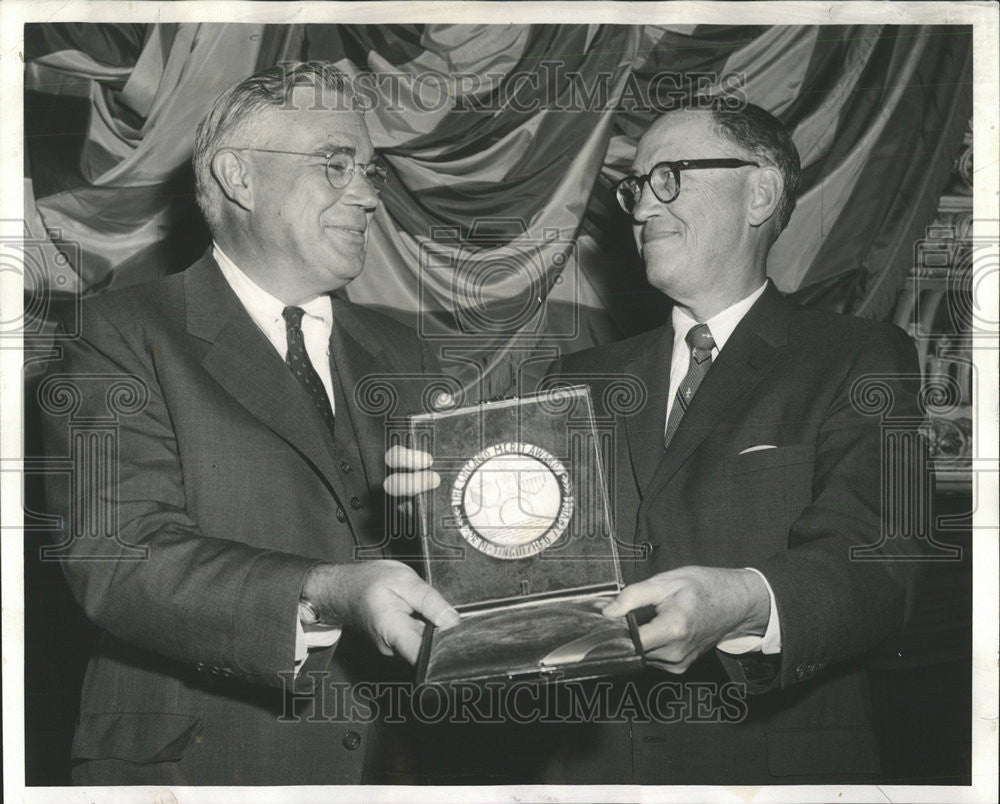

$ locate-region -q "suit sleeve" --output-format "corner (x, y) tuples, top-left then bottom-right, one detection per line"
(720, 323), (929, 693)
(42, 304), (320, 689)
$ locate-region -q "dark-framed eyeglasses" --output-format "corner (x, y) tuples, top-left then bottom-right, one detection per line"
(230, 147), (389, 192)
(615, 158), (759, 215)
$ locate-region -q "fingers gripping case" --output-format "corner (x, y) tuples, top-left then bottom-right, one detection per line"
(410, 386), (644, 685)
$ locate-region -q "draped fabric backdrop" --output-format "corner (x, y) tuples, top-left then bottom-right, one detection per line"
(24, 23), (972, 397)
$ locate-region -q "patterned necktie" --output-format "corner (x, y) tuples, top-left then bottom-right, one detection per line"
(663, 323), (716, 449)
(282, 306), (336, 439)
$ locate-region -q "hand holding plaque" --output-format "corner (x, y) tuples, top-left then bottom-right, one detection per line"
(399, 386), (644, 685)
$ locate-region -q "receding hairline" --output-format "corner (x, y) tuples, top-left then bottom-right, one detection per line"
(639, 107), (742, 150)
(635, 109), (750, 162)
(235, 103), (371, 151)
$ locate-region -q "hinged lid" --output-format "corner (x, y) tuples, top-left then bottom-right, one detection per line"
(410, 386), (623, 611)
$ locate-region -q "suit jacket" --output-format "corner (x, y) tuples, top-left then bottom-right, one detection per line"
(42, 251), (440, 785)
(541, 282), (928, 784)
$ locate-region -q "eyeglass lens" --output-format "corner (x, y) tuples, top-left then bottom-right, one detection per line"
(616, 165), (678, 214)
(326, 152), (388, 191)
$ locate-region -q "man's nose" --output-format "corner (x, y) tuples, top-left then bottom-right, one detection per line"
(344, 169), (381, 209)
(631, 180), (664, 223)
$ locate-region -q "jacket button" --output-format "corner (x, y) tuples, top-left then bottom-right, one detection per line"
(340, 460), (352, 473)
(194, 662), (207, 674)
(350, 496), (362, 509)
(342, 730), (361, 751)
(336, 507), (347, 523)
(638, 540), (654, 557)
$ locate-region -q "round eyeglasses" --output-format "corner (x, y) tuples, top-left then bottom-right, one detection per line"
(615, 158), (759, 216)
(230, 147), (389, 191)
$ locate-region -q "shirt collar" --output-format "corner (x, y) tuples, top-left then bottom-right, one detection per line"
(671, 281), (768, 351)
(213, 243), (333, 331)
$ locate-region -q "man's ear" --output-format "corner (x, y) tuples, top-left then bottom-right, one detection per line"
(211, 149), (254, 213)
(747, 165), (783, 228)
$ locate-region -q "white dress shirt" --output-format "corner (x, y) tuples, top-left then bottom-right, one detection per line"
(666, 282), (782, 655)
(214, 244), (341, 671)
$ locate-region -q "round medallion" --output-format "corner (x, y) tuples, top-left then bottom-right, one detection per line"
(451, 442), (574, 560)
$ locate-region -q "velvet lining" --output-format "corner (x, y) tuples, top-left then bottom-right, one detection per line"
(423, 597), (639, 683)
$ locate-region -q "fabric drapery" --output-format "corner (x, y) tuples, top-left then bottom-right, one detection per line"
(24, 23), (972, 395)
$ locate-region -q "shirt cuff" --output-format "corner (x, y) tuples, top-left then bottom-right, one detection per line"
(716, 568), (781, 655)
(292, 617), (343, 675)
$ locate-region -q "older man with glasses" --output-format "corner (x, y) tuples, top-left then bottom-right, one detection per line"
(388, 99), (928, 785)
(42, 61), (459, 786)
(552, 99), (928, 784)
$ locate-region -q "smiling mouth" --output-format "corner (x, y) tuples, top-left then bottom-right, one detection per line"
(327, 226), (367, 242)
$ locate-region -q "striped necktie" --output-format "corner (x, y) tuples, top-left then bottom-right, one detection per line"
(663, 323), (716, 449)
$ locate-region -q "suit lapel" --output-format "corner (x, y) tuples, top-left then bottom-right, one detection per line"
(644, 283), (791, 501)
(623, 323), (674, 492)
(185, 252), (341, 490)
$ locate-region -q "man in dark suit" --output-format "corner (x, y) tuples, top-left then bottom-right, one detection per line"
(41, 62), (459, 785)
(388, 99), (927, 784)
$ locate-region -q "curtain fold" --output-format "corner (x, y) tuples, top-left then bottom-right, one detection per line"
(28, 23), (266, 285)
(24, 23), (973, 389)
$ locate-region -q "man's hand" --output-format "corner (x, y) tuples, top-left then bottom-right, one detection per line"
(301, 560), (460, 664)
(383, 445), (439, 497)
(602, 566), (770, 673)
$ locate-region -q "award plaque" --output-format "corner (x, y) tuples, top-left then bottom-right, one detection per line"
(410, 385), (644, 685)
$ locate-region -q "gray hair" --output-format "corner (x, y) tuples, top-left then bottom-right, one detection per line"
(192, 61), (356, 231)
(676, 98), (802, 236)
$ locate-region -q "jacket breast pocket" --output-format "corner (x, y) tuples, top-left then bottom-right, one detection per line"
(718, 444), (816, 560)
(724, 444), (814, 476)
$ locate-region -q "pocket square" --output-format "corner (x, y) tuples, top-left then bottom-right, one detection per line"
(738, 445), (777, 455)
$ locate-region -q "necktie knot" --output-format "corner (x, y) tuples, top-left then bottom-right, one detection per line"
(686, 323), (715, 353)
(282, 306), (305, 329)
